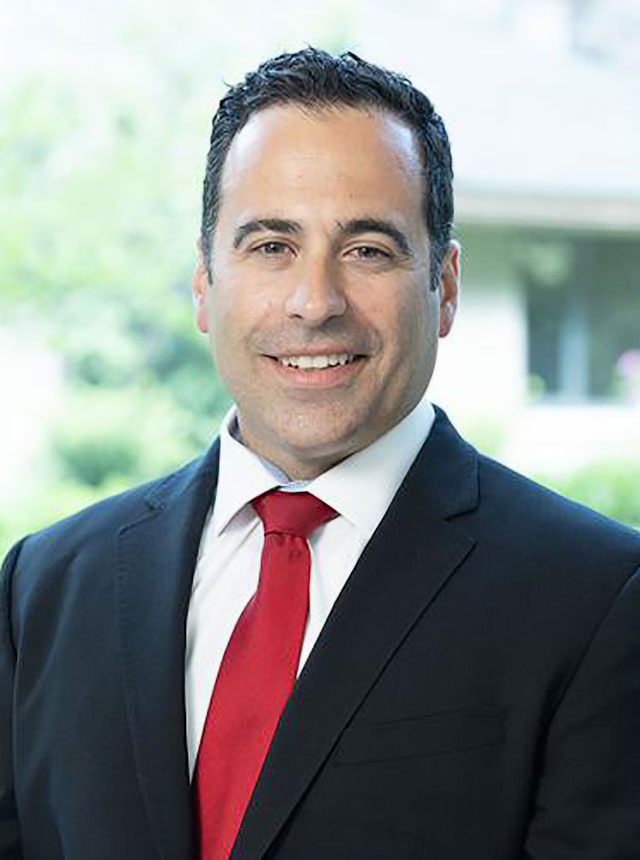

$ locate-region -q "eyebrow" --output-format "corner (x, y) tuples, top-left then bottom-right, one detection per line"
(337, 218), (412, 256)
(232, 216), (412, 256)
(233, 219), (301, 249)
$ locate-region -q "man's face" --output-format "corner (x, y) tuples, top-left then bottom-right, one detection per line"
(193, 104), (458, 478)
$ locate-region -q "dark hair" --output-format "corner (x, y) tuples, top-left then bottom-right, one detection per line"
(200, 47), (454, 289)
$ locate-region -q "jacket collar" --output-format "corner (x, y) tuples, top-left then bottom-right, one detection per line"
(115, 439), (220, 860)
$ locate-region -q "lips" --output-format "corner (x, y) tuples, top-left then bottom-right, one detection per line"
(262, 350), (366, 388)
(277, 353), (356, 369)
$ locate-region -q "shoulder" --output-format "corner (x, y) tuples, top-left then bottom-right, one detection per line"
(476, 452), (639, 549)
(2, 443), (218, 595)
(422, 407), (640, 616)
(463, 453), (640, 613)
(426, 407), (640, 561)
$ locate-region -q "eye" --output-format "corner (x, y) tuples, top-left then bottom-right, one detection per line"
(251, 240), (294, 258)
(348, 245), (393, 261)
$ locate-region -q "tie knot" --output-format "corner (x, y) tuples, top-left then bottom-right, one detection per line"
(252, 490), (337, 538)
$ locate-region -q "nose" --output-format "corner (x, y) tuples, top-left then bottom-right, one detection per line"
(284, 255), (347, 325)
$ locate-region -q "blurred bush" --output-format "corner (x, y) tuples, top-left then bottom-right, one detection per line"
(0, 65), (231, 557)
(535, 460), (640, 529)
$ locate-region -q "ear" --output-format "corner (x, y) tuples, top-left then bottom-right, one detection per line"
(192, 239), (210, 333)
(438, 240), (460, 338)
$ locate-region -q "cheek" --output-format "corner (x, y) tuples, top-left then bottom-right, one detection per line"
(208, 280), (274, 372)
(208, 288), (241, 372)
(375, 287), (432, 361)
(390, 293), (439, 392)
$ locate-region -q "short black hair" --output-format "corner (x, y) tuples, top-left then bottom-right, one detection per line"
(200, 46), (454, 289)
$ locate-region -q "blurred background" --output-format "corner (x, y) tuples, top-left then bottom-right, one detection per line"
(1, 0), (639, 555)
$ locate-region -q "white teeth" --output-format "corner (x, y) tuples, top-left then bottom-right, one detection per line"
(278, 353), (355, 369)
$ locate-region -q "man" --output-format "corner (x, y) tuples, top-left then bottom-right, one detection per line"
(1, 48), (639, 860)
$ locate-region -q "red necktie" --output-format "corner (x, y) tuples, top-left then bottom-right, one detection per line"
(194, 490), (337, 860)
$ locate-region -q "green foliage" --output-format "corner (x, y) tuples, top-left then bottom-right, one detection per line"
(535, 460), (640, 529)
(51, 387), (197, 486)
(56, 433), (138, 488)
(0, 65), (231, 558)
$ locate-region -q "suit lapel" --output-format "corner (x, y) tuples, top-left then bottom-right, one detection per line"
(232, 410), (479, 860)
(115, 443), (220, 860)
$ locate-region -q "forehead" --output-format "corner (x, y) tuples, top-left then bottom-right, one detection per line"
(217, 103), (425, 222)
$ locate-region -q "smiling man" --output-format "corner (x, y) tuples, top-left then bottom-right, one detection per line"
(2, 48), (640, 860)
(192, 104), (457, 478)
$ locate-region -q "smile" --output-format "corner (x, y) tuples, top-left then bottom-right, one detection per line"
(277, 353), (357, 369)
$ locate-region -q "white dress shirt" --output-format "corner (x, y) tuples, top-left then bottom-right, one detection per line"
(184, 397), (436, 777)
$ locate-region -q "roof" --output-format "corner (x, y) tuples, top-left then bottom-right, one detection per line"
(358, 0), (640, 227)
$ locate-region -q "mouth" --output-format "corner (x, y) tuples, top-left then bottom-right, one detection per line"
(274, 352), (359, 369)
(263, 351), (366, 386)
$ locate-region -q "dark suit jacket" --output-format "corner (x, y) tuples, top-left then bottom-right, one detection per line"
(1, 409), (640, 859)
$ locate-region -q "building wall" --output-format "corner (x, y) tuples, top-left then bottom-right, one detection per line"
(430, 223), (640, 474)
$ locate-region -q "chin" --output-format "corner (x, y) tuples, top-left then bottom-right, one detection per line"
(281, 430), (356, 461)
(277, 411), (363, 451)
(239, 403), (378, 474)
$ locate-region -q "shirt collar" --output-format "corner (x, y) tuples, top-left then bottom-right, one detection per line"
(212, 398), (435, 541)
(211, 413), (282, 536)
(306, 398), (435, 539)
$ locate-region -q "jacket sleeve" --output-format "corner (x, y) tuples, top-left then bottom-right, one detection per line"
(523, 564), (640, 859)
(0, 541), (25, 859)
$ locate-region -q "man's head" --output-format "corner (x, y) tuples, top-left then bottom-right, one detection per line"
(200, 47), (454, 290)
(193, 48), (460, 479)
